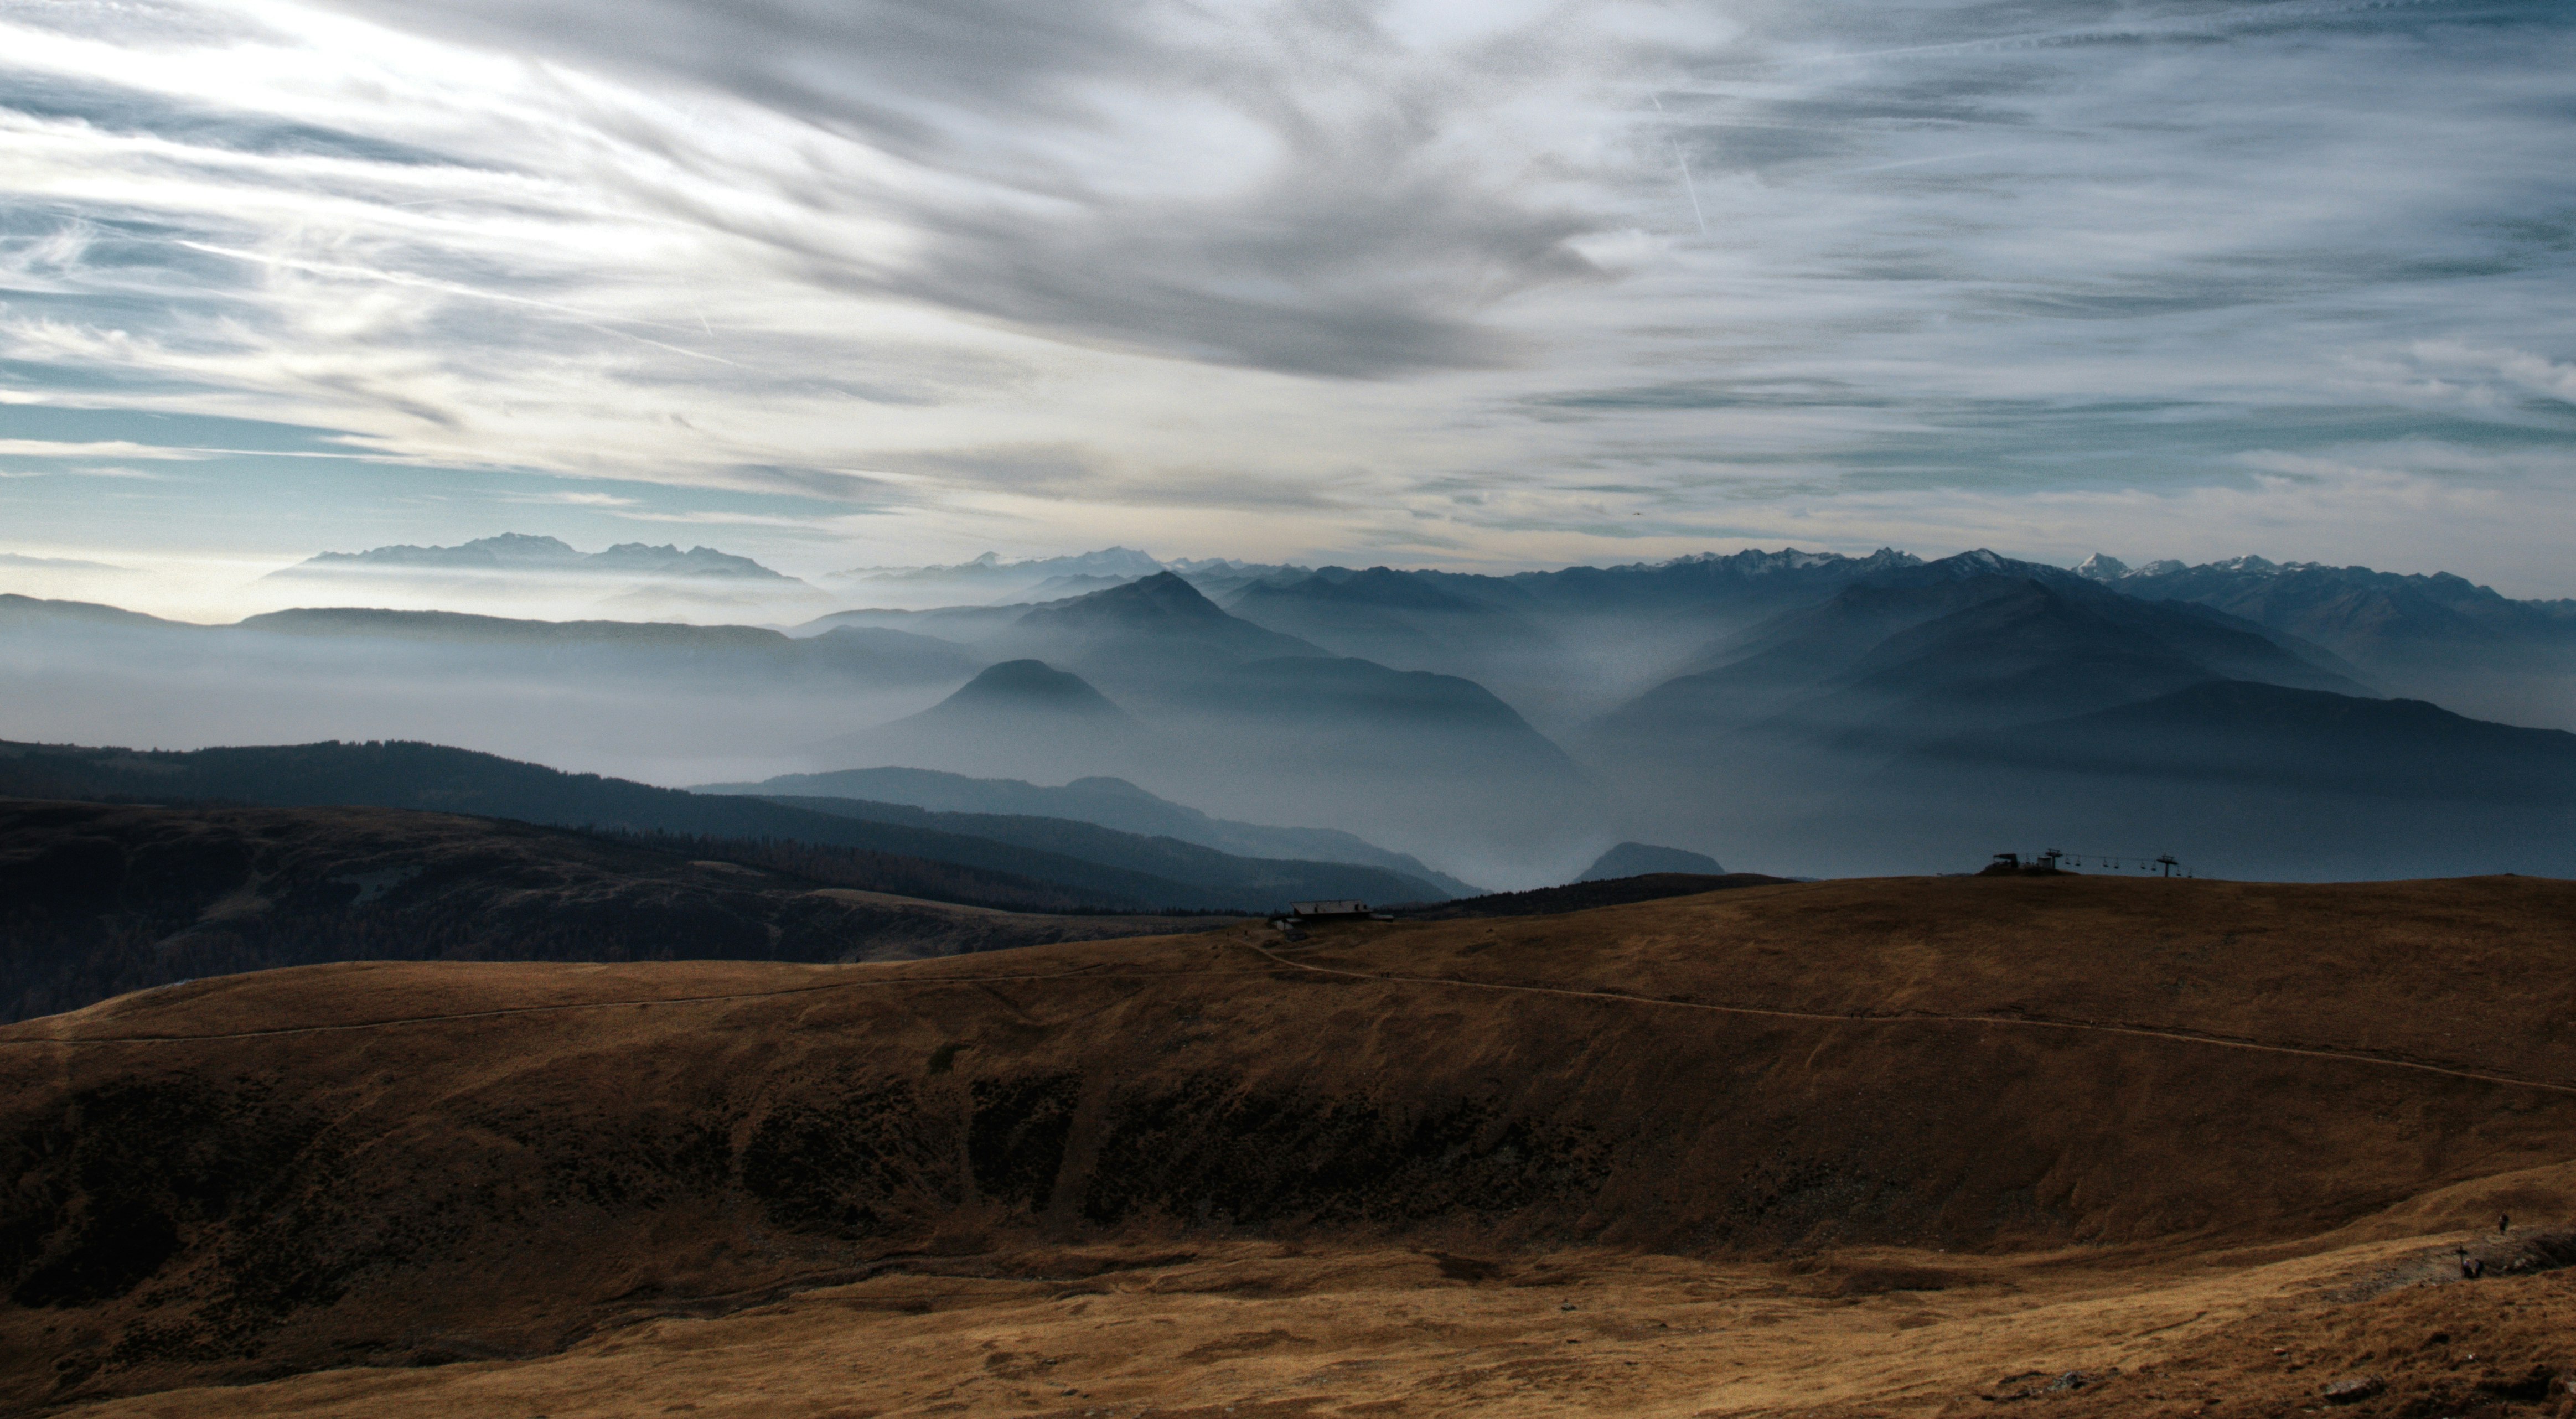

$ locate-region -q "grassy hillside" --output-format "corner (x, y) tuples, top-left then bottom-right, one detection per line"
(4, 873), (2572, 1408)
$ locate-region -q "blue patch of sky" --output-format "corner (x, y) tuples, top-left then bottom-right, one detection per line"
(0, 70), (480, 170)
(0, 406), (862, 558)
(0, 403), (361, 453)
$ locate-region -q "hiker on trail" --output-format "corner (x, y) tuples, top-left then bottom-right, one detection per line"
(2458, 1251), (2484, 1280)
(2499, 1213), (2510, 1234)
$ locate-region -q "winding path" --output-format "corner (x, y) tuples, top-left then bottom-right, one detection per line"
(1237, 938), (2576, 1099)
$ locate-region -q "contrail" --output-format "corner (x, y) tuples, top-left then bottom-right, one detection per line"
(1677, 146), (1708, 236)
(1651, 95), (1709, 237)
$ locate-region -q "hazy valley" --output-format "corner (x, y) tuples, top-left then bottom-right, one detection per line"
(6, 540), (2570, 886)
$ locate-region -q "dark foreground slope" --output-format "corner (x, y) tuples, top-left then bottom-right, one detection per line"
(5, 874), (2574, 1410)
(0, 739), (1433, 912)
(0, 800), (1234, 1022)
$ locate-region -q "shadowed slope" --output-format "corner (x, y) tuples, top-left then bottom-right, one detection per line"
(6, 874), (2574, 1408)
(0, 739), (1267, 910)
(748, 793), (1444, 904)
(1860, 681), (2576, 878)
(691, 765), (1486, 898)
(0, 799), (1233, 1022)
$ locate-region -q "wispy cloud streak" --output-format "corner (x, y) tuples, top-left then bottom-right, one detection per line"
(0, 0), (2568, 592)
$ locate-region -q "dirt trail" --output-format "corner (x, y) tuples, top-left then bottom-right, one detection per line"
(20, 919), (2575, 1105)
(0, 964), (1274, 1045)
(1240, 935), (2576, 1097)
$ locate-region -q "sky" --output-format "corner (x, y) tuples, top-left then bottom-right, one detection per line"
(2, 0), (2574, 614)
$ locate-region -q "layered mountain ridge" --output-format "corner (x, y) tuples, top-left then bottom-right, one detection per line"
(279, 534), (795, 582)
(4, 540), (2569, 883)
(0, 739), (1447, 917)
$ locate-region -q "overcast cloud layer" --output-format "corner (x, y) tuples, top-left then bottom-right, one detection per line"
(2, 0), (2573, 609)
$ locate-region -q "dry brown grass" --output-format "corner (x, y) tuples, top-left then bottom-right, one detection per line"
(7, 873), (2575, 1416)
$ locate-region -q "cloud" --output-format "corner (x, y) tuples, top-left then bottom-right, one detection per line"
(0, 0), (2570, 593)
(501, 490), (638, 506)
(0, 439), (209, 458)
(0, 551), (126, 569)
(210, 0), (1664, 378)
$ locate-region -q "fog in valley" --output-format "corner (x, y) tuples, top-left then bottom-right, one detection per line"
(6, 540), (2570, 891)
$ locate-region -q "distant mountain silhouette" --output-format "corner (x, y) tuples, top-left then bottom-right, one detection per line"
(2076, 554), (2576, 729)
(819, 661), (1144, 784)
(827, 547), (1166, 602)
(935, 659), (1127, 716)
(18, 536), (2568, 886)
(836, 547), (1165, 581)
(795, 602), (1038, 643)
(0, 739), (1391, 913)
(1601, 554), (2363, 748)
(996, 572), (1324, 686)
(1165, 656), (1585, 774)
(1580, 551), (2576, 879)
(1230, 566), (1528, 644)
(804, 626), (988, 681)
(275, 534), (795, 582)
(1859, 680), (2576, 878)
(1012, 572), (1149, 602)
(0, 593), (174, 633)
(292, 532), (588, 571)
(586, 543), (787, 580)
(810, 577), (1597, 881)
(1391, 547), (1933, 729)
(1576, 842), (1724, 881)
(744, 794), (1441, 904)
(2078, 554), (2573, 662)
(1136, 655), (1599, 878)
(1926, 680), (2576, 803)
(691, 765), (1484, 898)
(826, 545), (1928, 625)
(3, 599), (987, 687)
(1224, 567), (1560, 703)
(1468, 546), (1924, 617)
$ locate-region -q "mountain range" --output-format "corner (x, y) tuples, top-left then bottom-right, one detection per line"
(2075, 553), (2576, 728)
(4, 538), (2570, 883)
(257, 534), (832, 621)
(280, 533), (795, 582)
(1575, 552), (2574, 877)
(821, 547), (1298, 609)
